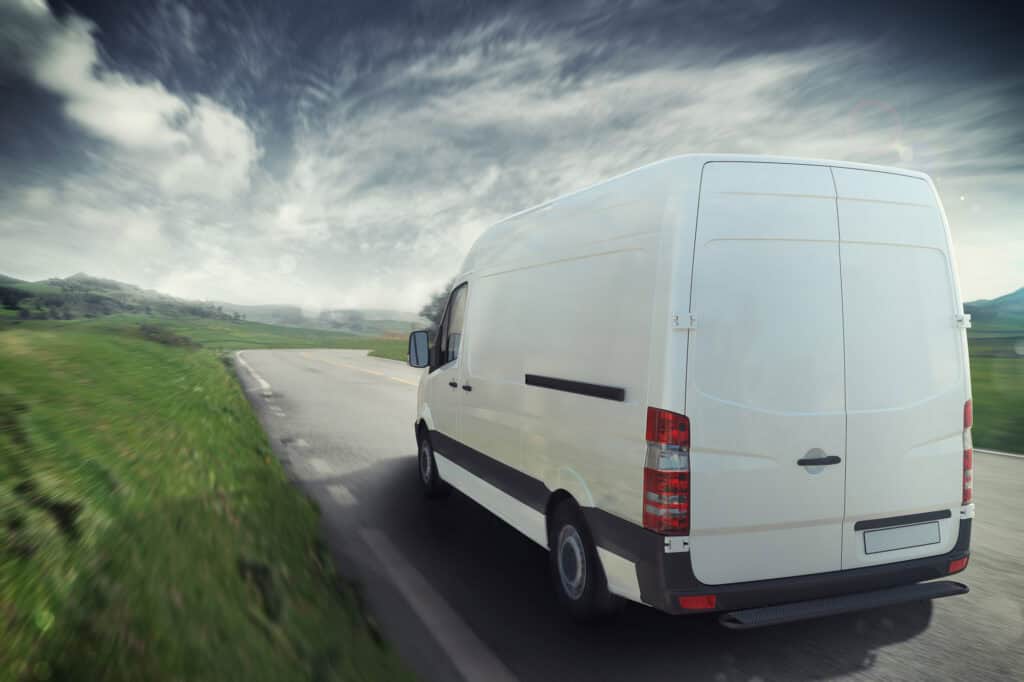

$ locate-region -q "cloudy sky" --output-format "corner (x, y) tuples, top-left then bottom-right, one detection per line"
(0, 0), (1020, 310)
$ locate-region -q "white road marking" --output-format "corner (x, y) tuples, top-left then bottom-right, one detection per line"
(976, 449), (1024, 460)
(327, 483), (357, 506)
(359, 528), (518, 682)
(295, 438), (310, 448)
(235, 351), (273, 397)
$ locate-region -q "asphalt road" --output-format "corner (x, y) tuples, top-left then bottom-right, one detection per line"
(235, 348), (1024, 682)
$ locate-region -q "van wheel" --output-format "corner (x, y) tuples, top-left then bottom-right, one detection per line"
(417, 434), (450, 498)
(548, 501), (622, 621)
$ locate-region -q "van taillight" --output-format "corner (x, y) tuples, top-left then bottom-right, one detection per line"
(643, 407), (690, 535)
(962, 399), (973, 505)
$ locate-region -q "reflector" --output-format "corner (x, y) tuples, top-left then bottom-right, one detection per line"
(678, 595), (717, 610)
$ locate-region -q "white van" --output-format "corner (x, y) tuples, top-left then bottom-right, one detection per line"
(407, 154), (974, 626)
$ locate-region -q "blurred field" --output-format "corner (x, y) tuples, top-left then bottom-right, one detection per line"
(967, 327), (1024, 454)
(3, 314), (409, 359)
(970, 357), (1023, 453)
(0, 272), (426, 337)
(0, 319), (413, 681)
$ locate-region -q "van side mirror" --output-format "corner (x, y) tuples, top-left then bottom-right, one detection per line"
(408, 330), (430, 368)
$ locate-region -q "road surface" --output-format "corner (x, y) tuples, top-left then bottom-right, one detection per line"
(235, 348), (1024, 682)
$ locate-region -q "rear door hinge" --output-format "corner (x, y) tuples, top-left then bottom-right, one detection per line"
(672, 312), (697, 330)
(664, 536), (690, 553)
(955, 313), (972, 329)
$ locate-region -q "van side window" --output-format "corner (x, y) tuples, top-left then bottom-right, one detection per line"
(439, 284), (468, 365)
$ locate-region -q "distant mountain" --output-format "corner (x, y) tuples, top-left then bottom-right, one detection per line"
(0, 272), (233, 321)
(965, 287), (1024, 330)
(0, 272), (427, 336)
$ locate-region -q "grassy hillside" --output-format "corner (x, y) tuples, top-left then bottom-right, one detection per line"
(0, 319), (413, 681)
(0, 273), (230, 321)
(0, 273), (426, 337)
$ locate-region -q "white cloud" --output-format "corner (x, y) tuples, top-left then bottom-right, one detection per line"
(6, 0), (259, 201)
(0, 4), (1020, 308)
(272, 33), (1022, 305)
(154, 97), (261, 200)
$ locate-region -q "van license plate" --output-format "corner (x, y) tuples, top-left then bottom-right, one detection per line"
(863, 522), (940, 554)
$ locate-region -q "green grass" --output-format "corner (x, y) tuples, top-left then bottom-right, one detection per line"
(0, 320), (414, 681)
(970, 356), (1024, 454)
(965, 323), (1024, 453)
(0, 314), (409, 361)
(965, 326), (1023, 359)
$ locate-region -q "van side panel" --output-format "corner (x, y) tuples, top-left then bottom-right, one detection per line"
(833, 168), (966, 570)
(459, 166), (678, 527)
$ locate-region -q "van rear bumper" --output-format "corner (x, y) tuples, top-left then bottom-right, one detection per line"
(584, 509), (971, 616)
(718, 580), (968, 629)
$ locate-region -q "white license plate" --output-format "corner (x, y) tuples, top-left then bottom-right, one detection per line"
(863, 522), (940, 554)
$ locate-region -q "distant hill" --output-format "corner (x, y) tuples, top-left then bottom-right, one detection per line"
(213, 301), (427, 336)
(0, 272), (234, 321)
(965, 287), (1024, 331)
(0, 272), (427, 335)
(214, 302), (306, 327)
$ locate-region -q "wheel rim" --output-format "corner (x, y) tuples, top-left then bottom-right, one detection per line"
(557, 525), (587, 600)
(419, 440), (433, 484)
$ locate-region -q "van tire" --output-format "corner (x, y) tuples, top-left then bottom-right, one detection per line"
(417, 433), (450, 498)
(548, 501), (623, 621)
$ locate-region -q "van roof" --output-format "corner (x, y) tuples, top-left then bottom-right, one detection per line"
(494, 154), (930, 226)
(455, 154), (934, 280)
(668, 153), (931, 179)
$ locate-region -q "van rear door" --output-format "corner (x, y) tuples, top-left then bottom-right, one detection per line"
(686, 162), (847, 585)
(833, 168), (967, 570)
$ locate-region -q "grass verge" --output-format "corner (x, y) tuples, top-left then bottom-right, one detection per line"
(969, 356), (1024, 454)
(0, 319), (414, 681)
(966, 324), (1024, 453)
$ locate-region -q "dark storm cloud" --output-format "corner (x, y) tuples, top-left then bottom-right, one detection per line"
(0, 0), (1021, 308)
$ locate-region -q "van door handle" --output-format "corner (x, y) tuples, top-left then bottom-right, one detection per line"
(448, 381), (458, 388)
(461, 384), (473, 392)
(797, 455), (842, 466)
